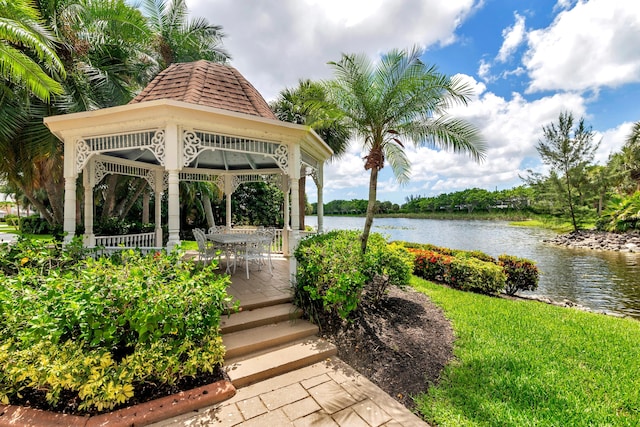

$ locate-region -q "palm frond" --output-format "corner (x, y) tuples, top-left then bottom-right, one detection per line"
(0, 42), (63, 101)
(413, 116), (486, 162)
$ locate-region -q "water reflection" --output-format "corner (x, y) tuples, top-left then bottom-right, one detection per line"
(307, 216), (640, 319)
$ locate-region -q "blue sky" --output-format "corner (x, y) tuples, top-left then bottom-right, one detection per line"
(185, 0), (640, 204)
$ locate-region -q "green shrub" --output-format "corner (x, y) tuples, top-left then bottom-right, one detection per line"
(0, 244), (233, 412)
(3, 214), (18, 226)
(597, 192), (640, 232)
(19, 215), (50, 234)
(498, 254), (540, 295)
(0, 236), (89, 276)
(294, 231), (412, 324)
(447, 255), (506, 294)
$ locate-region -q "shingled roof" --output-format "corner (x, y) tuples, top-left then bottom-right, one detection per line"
(130, 60), (277, 120)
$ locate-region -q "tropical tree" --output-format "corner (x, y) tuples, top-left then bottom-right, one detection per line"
(536, 111), (600, 232)
(141, 0), (230, 70)
(621, 121), (640, 191)
(270, 79), (350, 229)
(325, 47), (485, 252)
(0, 0), (155, 228)
(0, 0), (65, 104)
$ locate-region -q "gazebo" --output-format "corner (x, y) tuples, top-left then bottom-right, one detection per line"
(44, 60), (332, 256)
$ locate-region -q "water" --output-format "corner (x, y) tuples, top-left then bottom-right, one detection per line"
(306, 216), (640, 319)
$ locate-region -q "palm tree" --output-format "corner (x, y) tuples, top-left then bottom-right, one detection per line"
(271, 79), (350, 229)
(0, 0), (65, 103)
(325, 47), (486, 252)
(623, 121), (640, 191)
(0, 0), (154, 226)
(141, 0), (230, 70)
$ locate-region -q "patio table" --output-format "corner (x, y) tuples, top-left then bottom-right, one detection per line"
(207, 233), (255, 273)
(207, 232), (273, 277)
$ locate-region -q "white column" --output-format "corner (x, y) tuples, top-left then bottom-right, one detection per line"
(63, 176), (77, 243)
(63, 136), (78, 244)
(165, 123), (181, 251)
(82, 163), (95, 247)
(287, 145), (301, 257)
(167, 170), (180, 249)
(317, 164), (324, 233)
(154, 170), (163, 247)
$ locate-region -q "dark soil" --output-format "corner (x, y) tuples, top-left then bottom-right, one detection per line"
(321, 286), (455, 410)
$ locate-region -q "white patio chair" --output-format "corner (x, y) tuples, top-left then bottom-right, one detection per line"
(238, 231), (273, 279)
(193, 228), (216, 264)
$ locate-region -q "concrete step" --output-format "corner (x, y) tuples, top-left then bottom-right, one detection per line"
(236, 293), (294, 311)
(220, 303), (302, 334)
(223, 320), (319, 360)
(225, 337), (337, 388)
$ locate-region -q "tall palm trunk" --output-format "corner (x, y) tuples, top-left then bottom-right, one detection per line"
(361, 167), (379, 253)
(203, 194), (215, 227)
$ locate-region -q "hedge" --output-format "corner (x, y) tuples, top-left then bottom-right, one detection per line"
(406, 244), (538, 296)
(0, 241), (234, 412)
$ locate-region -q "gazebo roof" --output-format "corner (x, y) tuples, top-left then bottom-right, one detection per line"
(130, 60), (276, 120)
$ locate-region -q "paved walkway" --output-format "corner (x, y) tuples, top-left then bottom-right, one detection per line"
(0, 232), (17, 244)
(153, 357), (428, 426)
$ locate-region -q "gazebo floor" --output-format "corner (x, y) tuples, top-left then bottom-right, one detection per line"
(219, 256), (293, 309)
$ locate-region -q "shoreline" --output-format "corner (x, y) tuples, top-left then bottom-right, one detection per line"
(544, 230), (640, 253)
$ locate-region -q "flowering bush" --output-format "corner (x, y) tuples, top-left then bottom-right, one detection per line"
(498, 254), (540, 295)
(409, 248), (453, 282)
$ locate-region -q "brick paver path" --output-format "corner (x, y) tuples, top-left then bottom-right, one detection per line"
(152, 358), (429, 426)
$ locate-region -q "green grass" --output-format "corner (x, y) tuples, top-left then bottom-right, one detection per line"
(179, 240), (198, 251)
(411, 276), (640, 427)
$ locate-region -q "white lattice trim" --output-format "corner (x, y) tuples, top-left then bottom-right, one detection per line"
(93, 161), (156, 189)
(76, 130), (165, 171)
(183, 130), (289, 173)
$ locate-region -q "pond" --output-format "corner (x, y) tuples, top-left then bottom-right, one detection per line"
(306, 216), (640, 319)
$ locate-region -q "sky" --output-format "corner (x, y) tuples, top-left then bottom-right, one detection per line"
(186, 0), (640, 205)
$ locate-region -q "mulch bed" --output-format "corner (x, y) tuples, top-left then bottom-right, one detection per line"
(321, 285), (455, 410)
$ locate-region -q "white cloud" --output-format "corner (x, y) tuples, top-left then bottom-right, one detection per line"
(186, 0), (477, 100)
(477, 59), (492, 82)
(524, 0), (640, 93)
(496, 13), (526, 63)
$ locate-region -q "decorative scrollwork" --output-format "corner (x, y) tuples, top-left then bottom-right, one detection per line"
(162, 172), (169, 192)
(149, 130), (166, 166)
(94, 161), (107, 185)
(144, 170), (155, 189)
(231, 175), (242, 194)
(273, 144), (289, 172)
(183, 130), (204, 166)
(308, 168), (319, 186)
(214, 175), (225, 193)
(76, 139), (92, 171)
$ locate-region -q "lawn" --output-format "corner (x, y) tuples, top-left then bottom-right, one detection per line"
(411, 276), (640, 427)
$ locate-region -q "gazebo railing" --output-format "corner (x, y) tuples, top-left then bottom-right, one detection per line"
(96, 232), (156, 248)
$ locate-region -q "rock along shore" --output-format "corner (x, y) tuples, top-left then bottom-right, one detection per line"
(544, 230), (640, 253)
